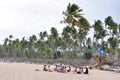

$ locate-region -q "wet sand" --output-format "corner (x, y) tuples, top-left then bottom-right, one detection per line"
(0, 62), (119, 80)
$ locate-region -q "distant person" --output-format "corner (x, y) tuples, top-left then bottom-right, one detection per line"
(54, 65), (58, 71)
(43, 65), (47, 71)
(57, 66), (66, 73)
(67, 66), (71, 72)
(84, 67), (89, 74)
(48, 65), (52, 72)
(57, 66), (62, 72)
(62, 66), (67, 73)
(77, 66), (83, 74)
(73, 67), (77, 73)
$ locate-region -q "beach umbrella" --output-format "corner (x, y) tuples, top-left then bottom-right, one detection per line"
(98, 49), (107, 57)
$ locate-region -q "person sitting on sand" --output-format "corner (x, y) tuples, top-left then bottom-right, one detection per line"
(54, 65), (58, 71)
(84, 67), (89, 74)
(62, 66), (67, 73)
(57, 66), (66, 73)
(43, 65), (47, 71)
(73, 67), (77, 73)
(48, 65), (52, 72)
(57, 66), (62, 72)
(67, 66), (71, 72)
(77, 66), (83, 74)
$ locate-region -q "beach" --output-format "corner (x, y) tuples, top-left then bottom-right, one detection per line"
(0, 62), (119, 80)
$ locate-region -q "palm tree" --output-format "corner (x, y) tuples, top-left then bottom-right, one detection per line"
(62, 3), (91, 58)
(20, 37), (28, 57)
(105, 16), (118, 38)
(38, 31), (48, 41)
(105, 16), (119, 60)
(37, 31), (49, 58)
(12, 38), (21, 57)
(78, 17), (90, 30)
(76, 17), (90, 58)
(50, 27), (58, 39)
(92, 20), (107, 49)
(62, 26), (73, 58)
(62, 3), (83, 28)
(8, 35), (14, 57)
(92, 20), (109, 68)
(3, 38), (9, 57)
(28, 35), (37, 58)
(3, 38), (9, 52)
(50, 27), (59, 58)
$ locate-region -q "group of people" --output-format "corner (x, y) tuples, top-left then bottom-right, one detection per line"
(43, 64), (89, 74)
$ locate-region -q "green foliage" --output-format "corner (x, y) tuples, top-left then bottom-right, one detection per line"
(118, 49), (120, 54)
(51, 27), (58, 38)
(42, 47), (53, 58)
(53, 51), (62, 59)
(108, 37), (117, 49)
(79, 17), (90, 30)
(83, 52), (92, 60)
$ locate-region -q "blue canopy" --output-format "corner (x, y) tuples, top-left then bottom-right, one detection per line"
(98, 49), (107, 57)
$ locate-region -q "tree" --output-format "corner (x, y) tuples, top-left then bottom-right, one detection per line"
(92, 20), (107, 49)
(8, 35), (14, 57)
(27, 35), (37, 58)
(50, 27), (59, 58)
(105, 16), (119, 60)
(78, 17), (90, 30)
(62, 3), (83, 28)
(3, 38), (9, 53)
(62, 26), (73, 58)
(105, 16), (118, 37)
(76, 17), (90, 58)
(62, 3), (91, 59)
(20, 37), (29, 57)
(12, 38), (21, 57)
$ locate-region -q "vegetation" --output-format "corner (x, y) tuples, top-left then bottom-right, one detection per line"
(0, 3), (120, 61)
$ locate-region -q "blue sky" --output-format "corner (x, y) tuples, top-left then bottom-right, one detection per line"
(0, 0), (120, 43)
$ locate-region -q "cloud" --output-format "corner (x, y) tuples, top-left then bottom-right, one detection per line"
(0, 0), (120, 43)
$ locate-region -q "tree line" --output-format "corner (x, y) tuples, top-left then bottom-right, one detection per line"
(0, 3), (120, 60)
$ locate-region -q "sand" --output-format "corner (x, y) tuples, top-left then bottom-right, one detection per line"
(0, 62), (119, 80)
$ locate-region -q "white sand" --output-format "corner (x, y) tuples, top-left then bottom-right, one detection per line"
(0, 62), (119, 80)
